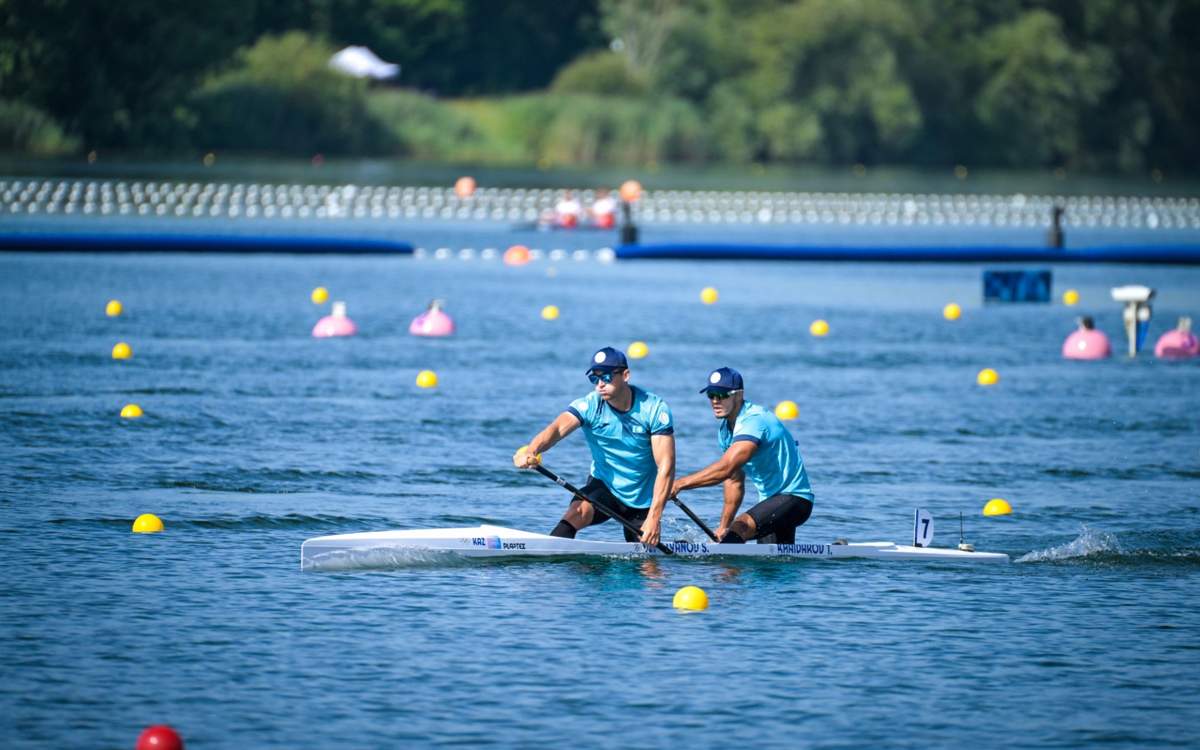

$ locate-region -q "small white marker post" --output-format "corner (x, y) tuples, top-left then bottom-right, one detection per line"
(1111, 285), (1155, 357)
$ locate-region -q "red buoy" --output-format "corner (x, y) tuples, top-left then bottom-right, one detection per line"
(136, 725), (184, 750)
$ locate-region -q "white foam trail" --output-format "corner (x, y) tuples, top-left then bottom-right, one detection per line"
(303, 546), (468, 572)
(1016, 526), (1122, 563)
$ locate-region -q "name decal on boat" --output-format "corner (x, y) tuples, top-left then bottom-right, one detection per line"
(666, 541), (710, 554)
(776, 543), (830, 556)
(471, 536), (526, 550)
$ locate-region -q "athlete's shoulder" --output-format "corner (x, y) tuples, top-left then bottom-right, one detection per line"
(734, 401), (774, 434)
(568, 390), (601, 421)
(632, 386), (673, 432)
(736, 400), (766, 423)
(744, 400), (770, 415)
(629, 385), (667, 410)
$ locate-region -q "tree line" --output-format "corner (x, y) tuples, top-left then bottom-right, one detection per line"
(1, 0), (1196, 173)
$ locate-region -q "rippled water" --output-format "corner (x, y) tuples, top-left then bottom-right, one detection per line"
(2, 247), (1198, 748)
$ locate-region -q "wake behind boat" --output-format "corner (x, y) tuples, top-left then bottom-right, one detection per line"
(300, 514), (1009, 571)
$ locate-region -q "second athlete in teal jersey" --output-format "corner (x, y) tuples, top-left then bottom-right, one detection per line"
(717, 401), (812, 501)
(672, 367), (815, 544)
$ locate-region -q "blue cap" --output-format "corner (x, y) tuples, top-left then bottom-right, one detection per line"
(700, 366), (743, 393)
(587, 346), (628, 373)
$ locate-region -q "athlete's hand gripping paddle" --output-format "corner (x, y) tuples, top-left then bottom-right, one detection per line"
(520, 455), (674, 556)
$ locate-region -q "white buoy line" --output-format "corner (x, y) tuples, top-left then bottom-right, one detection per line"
(415, 247), (617, 263)
(1, 178), (1198, 230)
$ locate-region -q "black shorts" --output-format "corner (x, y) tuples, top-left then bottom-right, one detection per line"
(745, 493), (813, 545)
(578, 476), (648, 542)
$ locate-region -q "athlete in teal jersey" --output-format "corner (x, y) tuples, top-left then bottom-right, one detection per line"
(515, 347), (676, 546)
(672, 367), (815, 544)
(566, 387), (674, 508)
(717, 402), (812, 500)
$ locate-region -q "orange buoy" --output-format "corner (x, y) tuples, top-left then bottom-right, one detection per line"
(619, 180), (642, 203)
(454, 176), (476, 198)
(503, 245), (531, 266)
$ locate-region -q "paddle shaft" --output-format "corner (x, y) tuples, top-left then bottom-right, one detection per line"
(531, 464), (674, 555)
(670, 496), (719, 541)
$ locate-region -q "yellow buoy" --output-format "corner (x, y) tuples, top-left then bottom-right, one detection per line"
(809, 319), (830, 337)
(628, 341), (649, 359)
(541, 305), (560, 321)
(132, 513), (164, 533)
(983, 498), (1012, 516)
(774, 400), (799, 420)
(112, 342), (132, 360)
(943, 303), (962, 321)
(976, 368), (999, 386)
(120, 404), (143, 419)
(673, 585), (709, 611)
(700, 287), (718, 305)
(416, 370), (438, 389)
(1063, 289), (1080, 306)
(311, 286), (329, 305)
(105, 299), (123, 317)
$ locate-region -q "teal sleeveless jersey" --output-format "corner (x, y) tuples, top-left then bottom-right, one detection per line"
(566, 386), (674, 509)
(717, 401), (813, 501)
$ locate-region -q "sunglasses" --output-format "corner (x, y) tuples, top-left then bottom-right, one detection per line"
(588, 369), (624, 384)
(706, 389), (739, 401)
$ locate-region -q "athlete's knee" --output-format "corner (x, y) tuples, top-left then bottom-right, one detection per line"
(720, 528), (746, 544)
(731, 517), (755, 539)
(790, 498), (814, 527)
(564, 499), (594, 526)
(723, 518), (754, 544)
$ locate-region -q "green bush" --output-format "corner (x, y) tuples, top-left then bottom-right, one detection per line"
(0, 99), (79, 155)
(466, 92), (706, 166)
(191, 31), (393, 155)
(366, 90), (488, 159)
(550, 51), (649, 97)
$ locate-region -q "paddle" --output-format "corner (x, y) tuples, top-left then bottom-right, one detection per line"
(529, 464), (674, 555)
(669, 496), (719, 542)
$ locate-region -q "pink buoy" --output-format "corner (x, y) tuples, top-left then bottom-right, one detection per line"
(409, 300), (455, 337)
(1062, 317), (1111, 360)
(1154, 317), (1199, 359)
(312, 301), (358, 338)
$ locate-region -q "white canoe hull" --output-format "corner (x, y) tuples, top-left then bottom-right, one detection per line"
(301, 525), (1009, 570)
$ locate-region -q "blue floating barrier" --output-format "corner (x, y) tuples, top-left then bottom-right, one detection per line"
(615, 243), (1200, 264)
(0, 232), (413, 255)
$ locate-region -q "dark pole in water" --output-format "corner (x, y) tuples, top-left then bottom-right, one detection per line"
(619, 200), (639, 245)
(1047, 205), (1065, 249)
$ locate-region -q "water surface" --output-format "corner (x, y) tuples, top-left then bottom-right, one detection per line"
(1, 249), (1198, 748)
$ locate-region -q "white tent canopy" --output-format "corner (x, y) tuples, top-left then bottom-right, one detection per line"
(329, 46), (400, 80)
